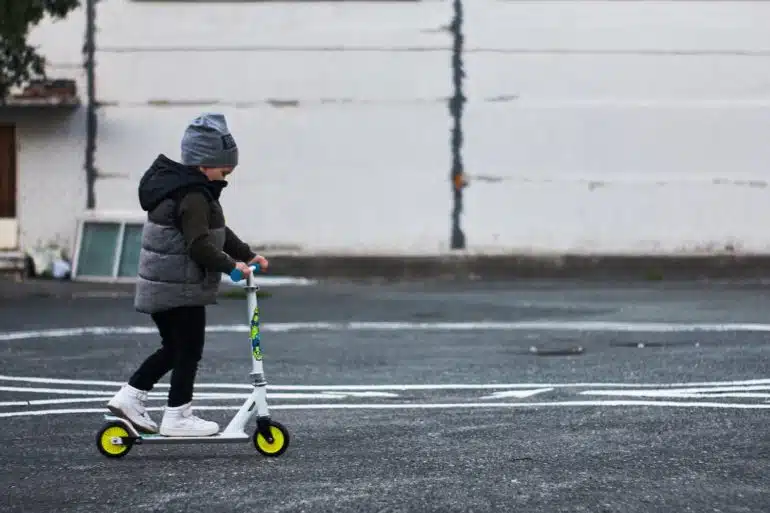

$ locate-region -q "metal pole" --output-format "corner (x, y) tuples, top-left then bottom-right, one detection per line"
(449, 0), (466, 250)
(84, 0), (97, 209)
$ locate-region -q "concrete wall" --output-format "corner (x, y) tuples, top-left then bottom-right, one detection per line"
(20, 0), (770, 255)
(463, 1), (770, 255)
(3, 9), (87, 253)
(0, 110), (86, 252)
(92, 0), (453, 254)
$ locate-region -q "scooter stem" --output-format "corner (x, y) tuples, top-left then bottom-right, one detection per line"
(245, 270), (266, 384)
(221, 265), (271, 436)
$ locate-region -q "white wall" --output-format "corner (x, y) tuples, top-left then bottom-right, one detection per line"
(0, 110), (87, 253)
(21, 0), (770, 255)
(2, 8), (87, 253)
(93, 0), (453, 254)
(463, 0), (770, 255)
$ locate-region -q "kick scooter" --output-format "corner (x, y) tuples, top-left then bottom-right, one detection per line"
(95, 264), (290, 459)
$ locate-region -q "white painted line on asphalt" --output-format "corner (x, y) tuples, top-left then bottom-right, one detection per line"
(0, 394), (398, 408)
(0, 386), (398, 401)
(582, 385), (770, 399)
(4, 320), (770, 341)
(586, 391), (770, 399)
(3, 374), (770, 390)
(4, 400), (770, 418)
(585, 385), (770, 394)
(156, 392), (362, 400)
(147, 391), (400, 400)
(0, 375), (127, 387)
(481, 388), (554, 400)
(694, 393), (770, 398)
(0, 397), (111, 407)
(0, 386), (118, 396)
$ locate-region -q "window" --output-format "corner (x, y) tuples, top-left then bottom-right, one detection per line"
(71, 213), (145, 282)
(117, 224), (144, 278)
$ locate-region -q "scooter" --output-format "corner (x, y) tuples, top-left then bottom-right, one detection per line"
(95, 263), (290, 459)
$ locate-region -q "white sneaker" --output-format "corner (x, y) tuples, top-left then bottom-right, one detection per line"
(106, 384), (158, 434)
(159, 402), (219, 437)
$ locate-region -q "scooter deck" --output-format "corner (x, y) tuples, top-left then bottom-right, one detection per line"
(104, 415), (250, 444)
(137, 433), (250, 444)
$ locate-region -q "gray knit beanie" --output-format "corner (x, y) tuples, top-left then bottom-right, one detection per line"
(180, 113), (239, 168)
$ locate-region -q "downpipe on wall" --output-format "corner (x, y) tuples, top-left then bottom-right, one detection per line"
(84, 0), (97, 210)
(449, 0), (468, 250)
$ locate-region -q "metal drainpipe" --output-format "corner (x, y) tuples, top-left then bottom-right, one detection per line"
(84, 0), (97, 210)
(449, 0), (467, 250)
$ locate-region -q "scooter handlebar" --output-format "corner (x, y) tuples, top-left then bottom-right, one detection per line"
(229, 263), (262, 282)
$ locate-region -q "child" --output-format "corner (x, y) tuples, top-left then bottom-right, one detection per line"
(106, 113), (268, 437)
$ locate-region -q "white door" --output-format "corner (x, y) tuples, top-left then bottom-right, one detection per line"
(0, 125), (18, 249)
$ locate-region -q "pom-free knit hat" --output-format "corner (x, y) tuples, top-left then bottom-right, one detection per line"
(180, 113), (239, 168)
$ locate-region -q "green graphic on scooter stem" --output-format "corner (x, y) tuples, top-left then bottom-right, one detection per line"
(250, 306), (263, 361)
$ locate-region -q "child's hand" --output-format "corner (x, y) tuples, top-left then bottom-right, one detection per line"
(234, 261), (253, 277)
(249, 254), (269, 271)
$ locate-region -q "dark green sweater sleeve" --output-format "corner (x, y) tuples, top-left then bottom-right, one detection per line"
(177, 192), (236, 273)
(223, 226), (256, 262)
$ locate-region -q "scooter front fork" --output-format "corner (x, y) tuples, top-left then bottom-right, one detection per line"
(251, 373), (275, 443)
(256, 416), (275, 443)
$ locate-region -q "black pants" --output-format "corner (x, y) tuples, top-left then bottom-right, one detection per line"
(129, 305), (206, 407)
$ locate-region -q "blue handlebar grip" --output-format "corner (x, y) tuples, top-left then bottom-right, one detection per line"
(229, 263), (261, 282)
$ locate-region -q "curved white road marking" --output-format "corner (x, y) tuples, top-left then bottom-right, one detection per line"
(3, 320), (770, 341)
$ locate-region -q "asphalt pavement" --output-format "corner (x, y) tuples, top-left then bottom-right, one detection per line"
(2, 279), (770, 513)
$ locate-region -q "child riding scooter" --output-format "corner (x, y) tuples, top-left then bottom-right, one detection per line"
(106, 113), (268, 438)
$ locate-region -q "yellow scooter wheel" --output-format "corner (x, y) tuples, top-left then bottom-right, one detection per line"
(96, 422), (133, 459)
(253, 420), (290, 457)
